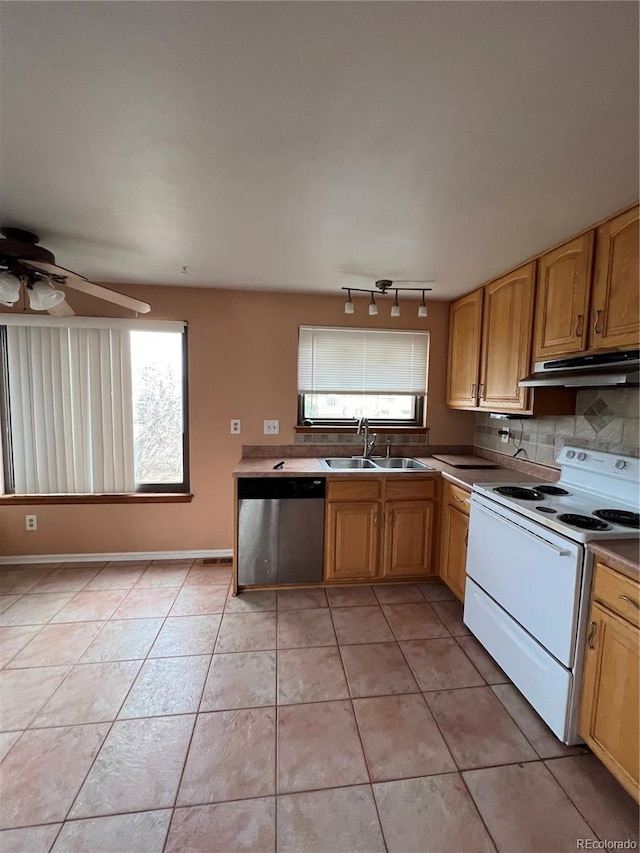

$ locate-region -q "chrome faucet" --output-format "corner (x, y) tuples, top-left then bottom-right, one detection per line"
(356, 417), (377, 458)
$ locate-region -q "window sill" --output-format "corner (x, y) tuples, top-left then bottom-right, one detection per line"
(0, 493), (194, 506)
(294, 426), (429, 434)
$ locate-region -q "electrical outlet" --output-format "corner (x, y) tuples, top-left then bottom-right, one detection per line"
(230, 419), (241, 435)
(264, 420), (279, 435)
(25, 514), (37, 531)
(500, 428), (510, 444)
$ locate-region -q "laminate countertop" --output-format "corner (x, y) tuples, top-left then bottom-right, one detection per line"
(588, 540), (640, 583)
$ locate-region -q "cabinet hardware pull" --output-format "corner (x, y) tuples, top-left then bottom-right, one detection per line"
(464, 530), (469, 546)
(373, 513), (378, 527)
(587, 620), (597, 649)
(619, 594), (640, 610)
(453, 495), (463, 503)
(471, 383), (476, 399)
(593, 309), (603, 335)
(575, 314), (583, 337)
(478, 383), (485, 399)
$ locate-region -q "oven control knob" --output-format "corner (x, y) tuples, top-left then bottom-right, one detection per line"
(565, 450), (576, 459)
(576, 452), (587, 461)
(614, 459), (627, 470)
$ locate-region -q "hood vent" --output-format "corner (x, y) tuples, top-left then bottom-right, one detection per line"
(519, 350), (639, 388)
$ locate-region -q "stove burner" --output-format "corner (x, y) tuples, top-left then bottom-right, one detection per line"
(535, 485), (570, 496)
(557, 514), (612, 531)
(494, 486), (542, 501)
(593, 509), (640, 529)
(536, 506), (557, 514)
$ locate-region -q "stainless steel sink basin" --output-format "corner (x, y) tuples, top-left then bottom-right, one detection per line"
(321, 457), (378, 469)
(372, 457), (433, 470)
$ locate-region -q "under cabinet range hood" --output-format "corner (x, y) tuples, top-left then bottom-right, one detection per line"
(519, 350), (640, 388)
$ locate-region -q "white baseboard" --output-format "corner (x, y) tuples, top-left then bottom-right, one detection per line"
(0, 549), (233, 566)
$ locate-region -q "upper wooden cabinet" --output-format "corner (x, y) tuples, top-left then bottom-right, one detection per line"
(478, 262), (536, 412)
(533, 233), (594, 360)
(446, 289), (483, 408)
(591, 206), (640, 351)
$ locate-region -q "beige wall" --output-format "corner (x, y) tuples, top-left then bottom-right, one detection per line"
(0, 285), (474, 557)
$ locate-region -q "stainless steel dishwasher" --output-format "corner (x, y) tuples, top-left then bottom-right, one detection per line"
(237, 477), (326, 585)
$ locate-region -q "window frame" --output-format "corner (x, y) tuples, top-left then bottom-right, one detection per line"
(0, 320), (190, 497)
(297, 392), (425, 428)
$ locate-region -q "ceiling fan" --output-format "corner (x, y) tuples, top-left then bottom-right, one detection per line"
(0, 227), (151, 316)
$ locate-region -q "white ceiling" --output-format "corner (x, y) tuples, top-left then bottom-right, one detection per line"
(1, 1), (638, 299)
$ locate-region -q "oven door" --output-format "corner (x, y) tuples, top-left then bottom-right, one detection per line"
(465, 494), (584, 667)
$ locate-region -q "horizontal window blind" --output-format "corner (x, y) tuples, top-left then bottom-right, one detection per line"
(0, 315), (186, 332)
(298, 327), (429, 394)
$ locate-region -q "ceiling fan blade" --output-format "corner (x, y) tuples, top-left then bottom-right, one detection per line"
(47, 300), (76, 317)
(21, 260), (151, 314)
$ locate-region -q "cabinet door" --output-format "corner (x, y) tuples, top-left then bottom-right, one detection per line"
(590, 206), (640, 351)
(440, 502), (469, 601)
(324, 501), (380, 582)
(533, 233), (594, 359)
(382, 500), (434, 579)
(447, 289), (483, 408)
(579, 602), (639, 802)
(479, 262), (535, 412)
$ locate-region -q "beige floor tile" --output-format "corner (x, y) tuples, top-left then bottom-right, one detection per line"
(60, 562), (108, 570)
(201, 651), (276, 711)
(382, 602), (450, 640)
(0, 569), (53, 595)
(149, 615), (221, 657)
(0, 596), (21, 614)
(112, 588), (178, 619)
(340, 642), (419, 697)
(135, 566), (191, 588)
(417, 581), (456, 601)
(330, 605), (394, 644)
(71, 715), (195, 818)
(105, 560), (151, 569)
(52, 810), (172, 853)
(277, 646), (349, 705)
(277, 700), (368, 794)
(184, 566), (232, 586)
(119, 655), (210, 718)
(224, 590), (277, 613)
(546, 754), (640, 844)
(84, 566), (147, 590)
(33, 568), (100, 593)
(278, 785), (385, 853)
(51, 589), (128, 623)
(463, 762), (597, 852)
(6, 622), (104, 668)
(215, 612), (277, 652)
(326, 585), (378, 607)
(0, 825), (62, 853)
(491, 683), (586, 759)
(0, 593), (74, 627)
(373, 774), (496, 853)
(33, 661), (142, 727)
(0, 625), (43, 667)
(0, 731), (21, 762)
(425, 686), (537, 770)
(373, 584), (424, 604)
(400, 637), (484, 691)
(178, 708), (276, 805)
(0, 723), (109, 828)
(457, 636), (509, 684)
(277, 609), (336, 649)
(170, 585), (228, 616)
(431, 599), (471, 635)
(79, 618), (163, 662)
(277, 588), (328, 610)
(166, 799), (275, 853)
(0, 666), (69, 730)
(353, 693), (455, 781)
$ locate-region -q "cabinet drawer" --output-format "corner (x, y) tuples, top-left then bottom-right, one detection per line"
(445, 482), (471, 514)
(592, 562), (639, 628)
(327, 478), (382, 502)
(384, 478), (436, 501)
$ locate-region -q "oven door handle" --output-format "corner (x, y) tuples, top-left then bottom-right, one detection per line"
(471, 500), (573, 557)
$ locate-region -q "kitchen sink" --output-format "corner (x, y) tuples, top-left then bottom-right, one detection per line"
(321, 457), (378, 469)
(372, 457), (434, 470)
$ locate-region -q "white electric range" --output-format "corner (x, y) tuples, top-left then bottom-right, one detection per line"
(463, 446), (639, 744)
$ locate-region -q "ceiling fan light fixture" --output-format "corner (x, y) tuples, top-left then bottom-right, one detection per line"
(0, 271), (21, 306)
(30, 278), (65, 310)
(368, 293), (378, 316)
(390, 290), (400, 317)
(344, 289), (354, 315)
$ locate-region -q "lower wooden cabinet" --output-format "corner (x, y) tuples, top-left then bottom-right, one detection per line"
(439, 481), (470, 601)
(324, 477), (437, 582)
(579, 561), (639, 802)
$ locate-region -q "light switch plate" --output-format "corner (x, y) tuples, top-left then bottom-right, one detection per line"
(230, 419), (241, 434)
(264, 420), (279, 435)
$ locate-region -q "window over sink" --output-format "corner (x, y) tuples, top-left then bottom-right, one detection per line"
(297, 326), (429, 427)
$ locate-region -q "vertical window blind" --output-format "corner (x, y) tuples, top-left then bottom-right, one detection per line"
(298, 327), (430, 394)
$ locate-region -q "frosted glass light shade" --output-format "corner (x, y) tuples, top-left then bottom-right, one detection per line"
(30, 279), (65, 310)
(344, 299), (354, 314)
(418, 304), (428, 318)
(368, 301), (378, 316)
(391, 303), (400, 317)
(0, 272), (21, 306)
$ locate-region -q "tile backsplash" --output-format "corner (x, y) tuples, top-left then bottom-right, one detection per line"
(294, 432), (430, 447)
(474, 388), (639, 467)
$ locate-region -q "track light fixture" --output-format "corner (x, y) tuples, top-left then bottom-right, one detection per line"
(341, 279), (433, 318)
